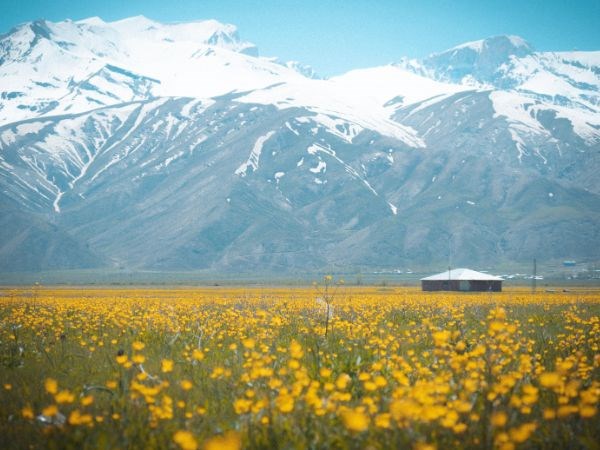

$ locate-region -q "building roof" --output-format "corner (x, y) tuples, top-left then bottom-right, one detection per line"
(421, 268), (503, 281)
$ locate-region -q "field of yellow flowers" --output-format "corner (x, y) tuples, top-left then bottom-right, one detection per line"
(0, 284), (599, 449)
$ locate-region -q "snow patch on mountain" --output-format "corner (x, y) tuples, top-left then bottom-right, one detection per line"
(330, 65), (468, 109)
(490, 90), (600, 145)
(238, 80), (424, 146)
(490, 91), (547, 134)
(309, 160), (327, 174)
(235, 130), (276, 177)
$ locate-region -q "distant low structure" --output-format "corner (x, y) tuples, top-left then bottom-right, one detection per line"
(421, 268), (503, 292)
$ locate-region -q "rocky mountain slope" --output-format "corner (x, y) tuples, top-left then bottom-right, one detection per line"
(1, 17), (598, 273)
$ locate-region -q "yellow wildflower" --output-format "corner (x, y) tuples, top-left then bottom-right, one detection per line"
(509, 423), (536, 443)
(453, 423), (467, 433)
(289, 340), (304, 359)
(320, 367), (332, 378)
(276, 394), (294, 413)
(336, 373), (351, 390)
(42, 405), (58, 417)
(21, 406), (34, 419)
(233, 398), (252, 414)
(173, 430), (198, 450)
(161, 359), (174, 373)
(491, 412), (508, 427)
(432, 330), (451, 346)
(539, 372), (561, 388)
(45, 378), (58, 395)
(68, 409), (93, 426)
(203, 431), (241, 450)
(242, 338), (255, 349)
(340, 408), (369, 432)
(414, 442), (437, 450)
(55, 390), (75, 404)
(375, 413), (391, 428)
(580, 405), (597, 418)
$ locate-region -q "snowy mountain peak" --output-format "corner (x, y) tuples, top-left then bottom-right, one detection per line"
(1, 16), (257, 62)
(504, 35), (532, 51)
(109, 15), (157, 28)
(104, 16), (258, 55)
(284, 61), (321, 79)
(422, 35), (534, 85)
(447, 35), (533, 56)
(74, 16), (106, 27)
(0, 16), (272, 123)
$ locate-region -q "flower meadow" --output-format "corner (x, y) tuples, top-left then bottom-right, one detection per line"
(0, 285), (599, 449)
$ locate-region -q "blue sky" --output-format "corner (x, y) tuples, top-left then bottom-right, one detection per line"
(2, 0), (599, 76)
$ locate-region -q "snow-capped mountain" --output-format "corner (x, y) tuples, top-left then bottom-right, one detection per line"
(1, 17), (599, 273)
(421, 35), (536, 86)
(0, 16), (294, 123)
(399, 35), (600, 144)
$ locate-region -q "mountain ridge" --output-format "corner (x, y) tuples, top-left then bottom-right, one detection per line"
(1, 16), (599, 274)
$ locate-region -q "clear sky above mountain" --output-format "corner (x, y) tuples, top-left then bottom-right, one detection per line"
(2, 0), (599, 76)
